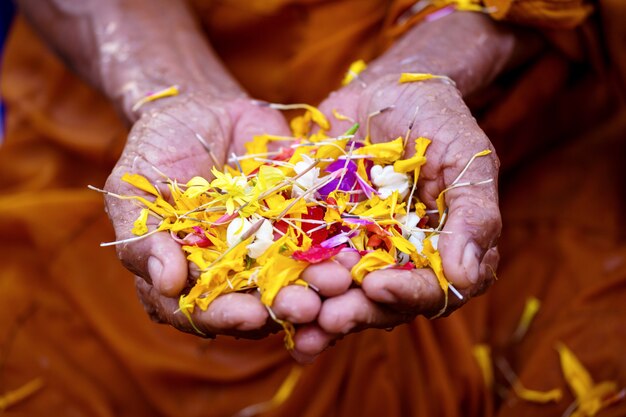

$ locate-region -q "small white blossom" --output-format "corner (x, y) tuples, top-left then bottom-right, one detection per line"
(396, 213), (426, 262)
(292, 154), (321, 201)
(246, 219), (274, 258)
(370, 164), (410, 199)
(226, 217), (274, 258)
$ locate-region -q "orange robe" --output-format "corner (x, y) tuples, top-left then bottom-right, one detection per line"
(1, 1), (625, 416)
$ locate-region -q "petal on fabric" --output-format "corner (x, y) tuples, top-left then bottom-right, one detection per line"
(514, 386), (562, 404)
(556, 343), (624, 417)
(513, 296), (541, 341)
(0, 377), (45, 411)
(472, 344), (494, 389)
(557, 343), (595, 400)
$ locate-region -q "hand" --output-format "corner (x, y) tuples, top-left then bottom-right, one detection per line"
(291, 72), (502, 361)
(104, 92), (322, 339)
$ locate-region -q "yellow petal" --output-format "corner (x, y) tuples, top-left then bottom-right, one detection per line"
(422, 237), (449, 316)
(354, 137), (404, 164)
(557, 343), (595, 400)
(233, 365), (303, 416)
(514, 385), (562, 404)
(121, 173), (160, 196)
(0, 378), (45, 411)
(472, 344), (494, 389)
(390, 228), (417, 255)
(350, 250), (396, 284)
(272, 103), (330, 131)
(342, 59), (367, 85)
(257, 255), (308, 306)
(513, 297), (541, 341)
(399, 73), (446, 83)
(332, 108), (355, 122)
(315, 138), (348, 161)
(131, 208), (150, 236)
(131, 84), (179, 112)
(184, 176), (211, 199)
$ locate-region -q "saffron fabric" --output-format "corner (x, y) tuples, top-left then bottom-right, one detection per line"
(0, 0), (625, 416)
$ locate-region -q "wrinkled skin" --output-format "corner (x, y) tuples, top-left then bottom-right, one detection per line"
(19, 0), (508, 363)
(292, 74), (502, 362)
(104, 94), (324, 339)
(103, 72), (501, 362)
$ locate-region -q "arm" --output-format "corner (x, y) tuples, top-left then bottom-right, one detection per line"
(16, 0), (242, 121)
(293, 11), (520, 361)
(17, 0), (322, 340)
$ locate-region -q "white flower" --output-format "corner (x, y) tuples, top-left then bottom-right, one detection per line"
(396, 213), (426, 259)
(292, 155), (321, 201)
(226, 217), (275, 258)
(246, 219), (274, 258)
(226, 217), (252, 247)
(370, 165), (410, 199)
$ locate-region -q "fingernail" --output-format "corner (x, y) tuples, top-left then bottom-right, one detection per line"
(148, 256), (163, 284)
(462, 243), (481, 284)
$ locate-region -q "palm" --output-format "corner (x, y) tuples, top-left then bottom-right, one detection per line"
(290, 76), (502, 359)
(105, 94), (321, 339)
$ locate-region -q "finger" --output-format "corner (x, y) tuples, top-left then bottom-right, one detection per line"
(334, 249), (361, 270)
(301, 259), (353, 297)
(361, 267), (449, 315)
(271, 285), (321, 324)
(362, 246), (498, 317)
(136, 277), (273, 337)
(290, 324), (337, 364)
(105, 166), (189, 297)
(436, 143), (501, 289)
(319, 85), (362, 136)
(104, 107), (227, 295)
(227, 99), (292, 154)
(317, 288), (411, 335)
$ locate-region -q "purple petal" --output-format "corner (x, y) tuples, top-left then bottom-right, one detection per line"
(355, 172), (378, 199)
(342, 217), (375, 226)
(326, 159), (357, 172)
(318, 171), (357, 196)
(319, 229), (359, 248)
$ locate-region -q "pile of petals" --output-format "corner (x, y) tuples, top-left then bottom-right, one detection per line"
(115, 103), (482, 347)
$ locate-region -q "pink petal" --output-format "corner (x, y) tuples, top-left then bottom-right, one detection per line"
(292, 245), (344, 263)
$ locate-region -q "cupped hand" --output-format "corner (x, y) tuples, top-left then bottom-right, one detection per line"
(105, 92), (322, 339)
(291, 73), (502, 361)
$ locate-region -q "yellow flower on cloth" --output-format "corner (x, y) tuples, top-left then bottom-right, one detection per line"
(557, 344), (625, 417)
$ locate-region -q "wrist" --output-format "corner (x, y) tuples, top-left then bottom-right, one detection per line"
(361, 11), (517, 96)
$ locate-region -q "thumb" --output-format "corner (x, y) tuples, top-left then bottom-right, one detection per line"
(227, 99), (292, 155)
(104, 164), (189, 297)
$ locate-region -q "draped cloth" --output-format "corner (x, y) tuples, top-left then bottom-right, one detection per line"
(1, 0), (625, 416)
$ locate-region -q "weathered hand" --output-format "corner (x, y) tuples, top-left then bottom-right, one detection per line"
(292, 71), (502, 361)
(105, 93), (322, 339)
